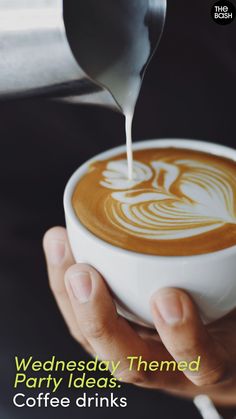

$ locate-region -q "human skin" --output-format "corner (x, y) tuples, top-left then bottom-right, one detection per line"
(43, 226), (236, 407)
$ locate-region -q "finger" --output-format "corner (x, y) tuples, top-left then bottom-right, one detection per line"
(43, 227), (92, 352)
(150, 288), (227, 387)
(131, 323), (161, 342)
(64, 264), (166, 386)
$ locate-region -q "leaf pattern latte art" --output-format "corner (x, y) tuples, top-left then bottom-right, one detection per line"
(100, 159), (236, 240)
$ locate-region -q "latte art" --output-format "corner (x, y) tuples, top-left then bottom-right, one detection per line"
(72, 148), (236, 256)
(102, 159), (236, 240)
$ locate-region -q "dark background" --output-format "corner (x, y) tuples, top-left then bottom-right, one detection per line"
(0, 1), (235, 418)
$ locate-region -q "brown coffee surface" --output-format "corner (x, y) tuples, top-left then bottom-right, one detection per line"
(72, 148), (236, 256)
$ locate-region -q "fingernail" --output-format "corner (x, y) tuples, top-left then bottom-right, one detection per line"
(47, 240), (65, 265)
(69, 272), (92, 304)
(153, 291), (183, 326)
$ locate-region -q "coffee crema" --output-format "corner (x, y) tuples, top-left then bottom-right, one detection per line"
(72, 148), (236, 256)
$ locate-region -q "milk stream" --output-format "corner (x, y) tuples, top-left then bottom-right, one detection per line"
(66, 0), (152, 180)
(87, 1), (151, 181)
(125, 113), (134, 180)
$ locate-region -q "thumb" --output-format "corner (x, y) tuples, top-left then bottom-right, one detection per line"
(64, 263), (153, 384)
(150, 288), (227, 387)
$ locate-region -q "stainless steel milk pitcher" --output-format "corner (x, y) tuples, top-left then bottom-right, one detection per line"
(0, 0), (166, 109)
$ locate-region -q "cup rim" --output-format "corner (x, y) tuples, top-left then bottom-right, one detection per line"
(64, 138), (236, 261)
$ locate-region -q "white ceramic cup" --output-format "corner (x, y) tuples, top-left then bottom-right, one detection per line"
(64, 139), (236, 327)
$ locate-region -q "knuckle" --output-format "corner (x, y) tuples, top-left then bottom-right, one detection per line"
(83, 318), (112, 341)
(69, 326), (81, 342)
(115, 368), (146, 386)
(190, 364), (226, 387)
(173, 336), (206, 360)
